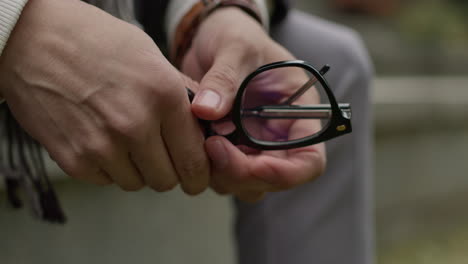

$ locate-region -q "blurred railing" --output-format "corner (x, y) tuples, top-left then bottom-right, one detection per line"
(1, 77), (467, 264)
(374, 76), (468, 263)
(2, 77), (468, 202)
(374, 76), (468, 208)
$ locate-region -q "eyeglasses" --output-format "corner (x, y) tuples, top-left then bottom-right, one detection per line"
(187, 60), (352, 150)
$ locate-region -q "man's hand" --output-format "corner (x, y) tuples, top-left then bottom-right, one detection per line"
(181, 7), (326, 201)
(0, 0), (210, 194)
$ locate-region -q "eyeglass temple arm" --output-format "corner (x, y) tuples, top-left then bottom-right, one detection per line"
(281, 65), (330, 105)
(242, 104), (351, 119)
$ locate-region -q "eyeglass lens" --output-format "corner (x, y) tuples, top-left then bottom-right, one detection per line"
(240, 66), (332, 143)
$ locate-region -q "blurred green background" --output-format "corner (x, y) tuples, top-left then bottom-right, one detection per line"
(295, 1), (468, 263)
(298, 0), (468, 76)
(1, 0), (468, 263)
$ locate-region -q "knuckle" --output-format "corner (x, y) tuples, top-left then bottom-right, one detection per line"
(181, 155), (209, 180)
(179, 157), (210, 195)
(55, 154), (92, 181)
(52, 152), (83, 178)
(183, 184), (207, 196)
(109, 116), (146, 142)
(55, 156), (110, 186)
(79, 138), (115, 163)
(60, 164), (83, 180)
(87, 170), (113, 186)
(145, 73), (185, 107)
(149, 178), (178, 192)
(93, 177), (113, 186)
(96, 104), (148, 142)
(120, 181), (145, 192)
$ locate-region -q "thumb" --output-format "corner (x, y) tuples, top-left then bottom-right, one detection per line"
(191, 53), (252, 120)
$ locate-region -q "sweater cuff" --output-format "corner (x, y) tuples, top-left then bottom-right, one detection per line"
(165, 0), (269, 50)
(0, 0), (29, 57)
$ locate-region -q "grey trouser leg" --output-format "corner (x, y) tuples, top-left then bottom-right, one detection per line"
(234, 10), (374, 264)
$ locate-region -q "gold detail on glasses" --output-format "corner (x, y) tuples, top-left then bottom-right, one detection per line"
(336, 125), (347, 132)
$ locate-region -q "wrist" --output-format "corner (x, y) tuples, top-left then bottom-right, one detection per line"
(0, 0), (94, 97)
(197, 7), (269, 56)
(169, 0), (268, 69)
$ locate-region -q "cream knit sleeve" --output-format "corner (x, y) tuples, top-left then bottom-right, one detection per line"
(0, 0), (29, 56)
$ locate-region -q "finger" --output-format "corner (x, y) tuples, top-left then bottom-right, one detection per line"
(84, 139), (143, 191)
(192, 47), (258, 120)
(76, 130), (143, 191)
(94, 170), (114, 186)
(250, 145), (327, 189)
(99, 151), (144, 191)
(66, 164), (113, 186)
(130, 125), (180, 192)
(47, 147), (113, 186)
(210, 176), (229, 195)
(69, 167), (113, 186)
(206, 136), (326, 191)
(205, 136), (273, 193)
(235, 191), (266, 203)
(162, 99), (210, 195)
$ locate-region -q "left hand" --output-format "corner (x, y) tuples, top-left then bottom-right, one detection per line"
(181, 7), (326, 202)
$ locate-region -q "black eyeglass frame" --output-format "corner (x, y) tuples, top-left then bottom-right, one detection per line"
(189, 60), (352, 151)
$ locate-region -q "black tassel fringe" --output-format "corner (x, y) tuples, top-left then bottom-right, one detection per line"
(0, 104), (66, 224)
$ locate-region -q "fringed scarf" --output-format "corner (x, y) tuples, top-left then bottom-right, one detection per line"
(0, 0), (139, 224)
(0, 104), (66, 223)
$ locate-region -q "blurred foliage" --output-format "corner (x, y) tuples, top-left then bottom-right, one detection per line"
(398, 0), (468, 47)
(379, 225), (468, 264)
(296, 0), (468, 74)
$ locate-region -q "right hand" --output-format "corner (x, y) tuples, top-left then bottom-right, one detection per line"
(181, 8), (326, 202)
(0, 0), (210, 194)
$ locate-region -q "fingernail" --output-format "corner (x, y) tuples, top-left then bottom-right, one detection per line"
(208, 139), (228, 170)
(194, 90), (221, 109)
